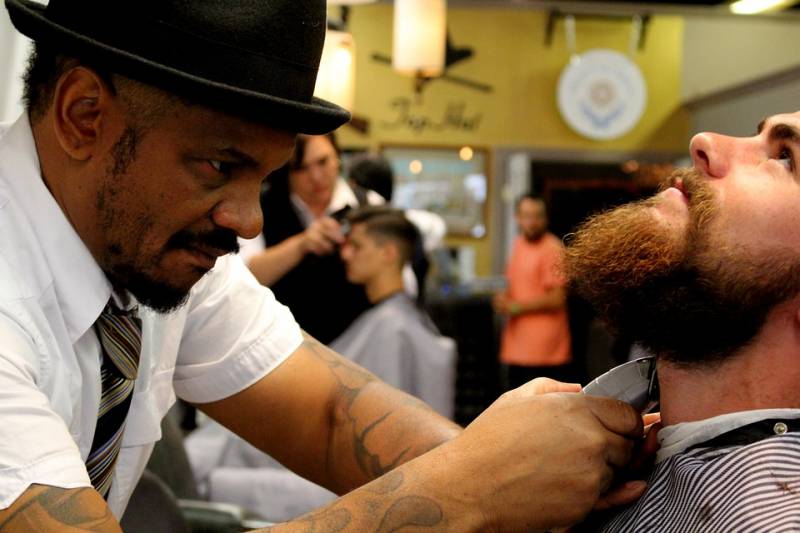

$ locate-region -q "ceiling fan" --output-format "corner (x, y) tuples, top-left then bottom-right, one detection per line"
(371, 33), (494, 94)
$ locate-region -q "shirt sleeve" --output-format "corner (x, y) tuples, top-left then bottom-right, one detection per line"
(237, 234), (266, 263)
(0, 312), (91, 510)
(540, 238), (567, 290)
(404, 209), (447, 252)
(172, 254), (303, 404)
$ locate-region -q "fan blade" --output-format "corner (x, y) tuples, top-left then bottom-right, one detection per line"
(371, 52), (392, 64)
(440, 74), (493, 93)
(348, 114), (370, 134)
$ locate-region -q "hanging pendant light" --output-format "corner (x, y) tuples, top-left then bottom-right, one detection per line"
(392, 0), (446, 77)
(314, 29), (356, 112)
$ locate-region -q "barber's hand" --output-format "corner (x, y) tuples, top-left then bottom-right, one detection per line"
(443, 378), (643, 531)
(301, 217), (344, 256)
(595, 413), (661, 511)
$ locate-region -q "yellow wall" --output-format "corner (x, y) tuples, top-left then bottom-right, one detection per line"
(336, 5), (689, 275)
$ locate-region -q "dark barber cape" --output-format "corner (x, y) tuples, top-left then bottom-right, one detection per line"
(260, 183), (370, 344)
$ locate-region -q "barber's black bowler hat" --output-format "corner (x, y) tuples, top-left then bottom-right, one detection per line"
(5, 0), (350, 134)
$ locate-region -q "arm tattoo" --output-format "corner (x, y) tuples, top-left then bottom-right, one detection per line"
(375, 496), (443, 532)
(303, 337), (428, 479)
(363, 470), (405, 496)
(289, 507), (352, 533)
(261, 471), (444, 532)
(353, 412), (411, 477)
(0, 485), (117, 531)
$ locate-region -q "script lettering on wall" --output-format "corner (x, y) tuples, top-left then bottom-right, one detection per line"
(381, 97), (482, 134)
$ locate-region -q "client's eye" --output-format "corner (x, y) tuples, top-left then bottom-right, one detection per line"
(777, 147), (795, 172)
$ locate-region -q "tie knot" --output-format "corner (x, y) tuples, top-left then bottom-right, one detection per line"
(95, 304), (142, 380)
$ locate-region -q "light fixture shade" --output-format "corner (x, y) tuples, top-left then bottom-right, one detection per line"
(392, 0), (446, 77)
(729, 0), (799, 14)
(314, 29), (356, 112)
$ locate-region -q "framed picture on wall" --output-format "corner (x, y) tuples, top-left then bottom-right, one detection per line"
(380, 145), (490, 238)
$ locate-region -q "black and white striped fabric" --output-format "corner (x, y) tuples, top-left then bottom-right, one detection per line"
(85, 303), (141, 499)
(599, 426), (800, 532)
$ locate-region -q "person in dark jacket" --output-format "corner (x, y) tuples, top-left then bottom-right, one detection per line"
(242, 133), (384, 343)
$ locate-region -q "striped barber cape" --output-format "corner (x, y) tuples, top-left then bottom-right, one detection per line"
(593, 412), (800, 533)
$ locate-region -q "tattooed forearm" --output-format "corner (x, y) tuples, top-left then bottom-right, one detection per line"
(376, 496), (444, 532)
(303, 335), (442, 480)
(353, 412), (412, 477)
(258, 470), (445, 533)
(364, 470), (405, 496)
(0, 485), (119, 532)
(291, 507), (352, 533)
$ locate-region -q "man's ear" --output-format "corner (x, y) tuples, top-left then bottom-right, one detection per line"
(51, 66), (115, 161)
(381, 241), (400, 266)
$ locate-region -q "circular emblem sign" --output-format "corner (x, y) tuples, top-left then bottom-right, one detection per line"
(557, 49), (647, 141)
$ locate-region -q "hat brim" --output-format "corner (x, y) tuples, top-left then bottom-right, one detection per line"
(6, 0), (351, 134)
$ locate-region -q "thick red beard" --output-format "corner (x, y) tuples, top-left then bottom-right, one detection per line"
(563, 167), (800, 366)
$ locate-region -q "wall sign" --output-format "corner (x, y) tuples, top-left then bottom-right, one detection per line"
(557, 49), (647, 141)
(381, 97), (483, 134)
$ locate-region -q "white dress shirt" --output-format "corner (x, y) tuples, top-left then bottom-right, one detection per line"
(0, 114), (303, 517)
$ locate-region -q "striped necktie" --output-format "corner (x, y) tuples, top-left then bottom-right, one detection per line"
(85, 302), (142, 499)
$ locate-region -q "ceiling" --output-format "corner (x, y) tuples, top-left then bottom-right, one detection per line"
(602, 0), (729, 4)
(599, 0), (800, 8)
(439, 1), (800, 16)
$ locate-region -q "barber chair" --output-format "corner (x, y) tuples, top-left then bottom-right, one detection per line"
(122, 410), (274, 532)
(120, 469), (189, 533)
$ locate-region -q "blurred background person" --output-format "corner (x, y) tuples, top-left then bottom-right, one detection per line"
(240, 133), (384, 343)
(347, 154), (447, 305)
(494, 193), (572, 390)
(348, 154), (394, 206)
(332, 206), (456, 418)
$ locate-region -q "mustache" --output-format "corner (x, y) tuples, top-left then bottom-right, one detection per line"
(167, 227), (240, 255)
(657, 166), (705, 199)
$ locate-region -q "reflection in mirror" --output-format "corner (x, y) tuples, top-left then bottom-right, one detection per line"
(381, 145), (489, 238)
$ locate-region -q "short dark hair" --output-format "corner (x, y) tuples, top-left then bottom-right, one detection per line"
(290, 132), (340, 170)
(346, 206), (420, 265)
(515, 193), (547, 213)
(348, 155), (394, 202)
(23, 45), (91, 123)
(22, 42), (184, 126)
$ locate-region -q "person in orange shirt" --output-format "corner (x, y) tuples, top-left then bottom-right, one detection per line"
(494, 194), (572, 390)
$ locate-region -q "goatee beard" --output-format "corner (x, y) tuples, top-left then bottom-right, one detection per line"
(523, 230), (545, 242)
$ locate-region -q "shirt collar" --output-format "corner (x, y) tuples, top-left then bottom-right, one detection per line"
(0, 113), (111, 342)
(656, 408), (800, 463)
(290, 178), (358, 226)
(328, 178), (358, 214)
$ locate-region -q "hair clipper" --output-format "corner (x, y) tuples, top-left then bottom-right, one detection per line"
(582, 356), (659, 414)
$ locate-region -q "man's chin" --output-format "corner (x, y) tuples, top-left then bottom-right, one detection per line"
(113, 269), (207, 314)
(135, 289), (191, 314)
